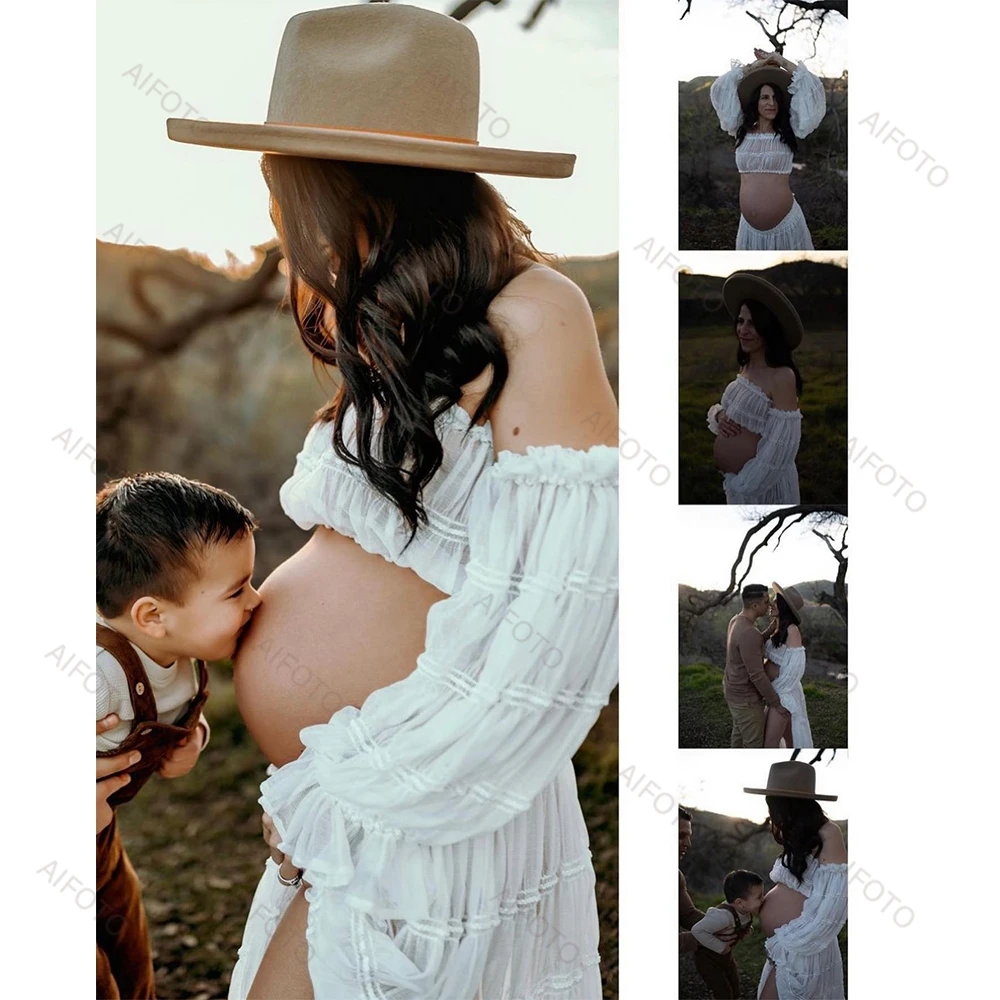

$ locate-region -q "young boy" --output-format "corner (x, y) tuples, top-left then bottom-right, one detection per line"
(96, 472), (261, 999)
(690, 869), (765, 999)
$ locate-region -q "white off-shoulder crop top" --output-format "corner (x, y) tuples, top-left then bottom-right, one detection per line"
(735, 132), (794, 175)
(710, 59), (827, 174)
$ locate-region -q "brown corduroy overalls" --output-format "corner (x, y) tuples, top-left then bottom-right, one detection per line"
(96, 624), (209, 1000)
(694, 902), (755, 1000)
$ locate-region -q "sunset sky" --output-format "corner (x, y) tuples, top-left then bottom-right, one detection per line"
(679, 749), (849, 822)
(676, 0), (848, 82)
(97, 0), (617, 264)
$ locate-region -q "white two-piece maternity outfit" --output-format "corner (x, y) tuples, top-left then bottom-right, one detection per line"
(710, 60), (827, 250)
(228, 401), (619, 1000)
(759, 854), (848, 1000)
(708, 374), (801, 504)
(763, 638), (813, 748)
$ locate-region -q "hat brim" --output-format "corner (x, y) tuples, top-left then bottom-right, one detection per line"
(167, 118), (575, 179)
(771, 581), (803, 624)
(744, 786), (838, 801)
(722, 273), (804, 350)
(737, 66), (793, 108)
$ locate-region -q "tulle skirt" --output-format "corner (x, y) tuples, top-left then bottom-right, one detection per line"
(736, 197), (814, 251)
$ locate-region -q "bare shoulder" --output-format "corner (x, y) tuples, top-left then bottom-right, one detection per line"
(818, 820), (847, 862)
(767, 366), (798, 409)
(486, 264), (618, 455)
(786, 623), (803, 647)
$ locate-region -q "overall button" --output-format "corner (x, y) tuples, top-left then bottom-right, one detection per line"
(135, 682), (146, 696)
(139, 728), (152, 735)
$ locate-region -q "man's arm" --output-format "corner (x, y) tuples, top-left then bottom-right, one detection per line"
(739, 629), (781, 706)
(679, 871), (705, 952)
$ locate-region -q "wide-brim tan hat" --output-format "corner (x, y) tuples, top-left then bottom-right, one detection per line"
(771, 581), (804, 624)
(166, 4), (575, 179)
(737, 65), (793, 108)
(745, 761), (838, 801)
(722, 272), (804, 350)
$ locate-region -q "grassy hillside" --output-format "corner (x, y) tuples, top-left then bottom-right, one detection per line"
(679, 661), (847, 749)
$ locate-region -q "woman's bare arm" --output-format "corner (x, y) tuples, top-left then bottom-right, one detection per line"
(246, 884), (313, 1000)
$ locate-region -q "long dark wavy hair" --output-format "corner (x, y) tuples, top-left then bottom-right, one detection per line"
(735, 82), (797, 153)
(766, 795), (829, 883)
(735, 298), (804, 395)
(261, 154), (547, 544)
(769, 593), (801, 648)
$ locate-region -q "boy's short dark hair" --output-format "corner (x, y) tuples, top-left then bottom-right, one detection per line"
(678, 806), (693, 823)
(97, 472), (259, 618)
(741, 584), (768, 604)
(724, 869), (764, 903)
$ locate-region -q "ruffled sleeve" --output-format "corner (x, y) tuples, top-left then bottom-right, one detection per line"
(258, 444), (618, 992)
(766, 862), (847, 996)
(710, 60), (746, 136)
(707, 403), (724, 435)
(722, 408), (801, 502)
(788, 61), (827, 137)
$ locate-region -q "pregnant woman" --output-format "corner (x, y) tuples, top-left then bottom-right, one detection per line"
(167, 7), (618, 999)
(707, 272), (803, 504)
(745, 761), (847, 999)
(710, 48), (826, 250)
(763, 584), (813, 749)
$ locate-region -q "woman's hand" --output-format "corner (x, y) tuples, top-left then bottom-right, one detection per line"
(717, 411), (742, 438)
(97, 714), (139, 834)
(754, 47), (796, 73)
(262, 811), (304, 885)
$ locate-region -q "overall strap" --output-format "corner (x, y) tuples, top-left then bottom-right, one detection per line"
(719, 902), (751, 939)
(96, 623), (157, 722)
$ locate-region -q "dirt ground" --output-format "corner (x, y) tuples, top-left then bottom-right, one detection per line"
(116, 667), (619, 999)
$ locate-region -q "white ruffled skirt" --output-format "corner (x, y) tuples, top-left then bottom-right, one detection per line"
(227, 760), (603, 1000)
(723, 463), (800, 505)
(736, 197), (814, 251)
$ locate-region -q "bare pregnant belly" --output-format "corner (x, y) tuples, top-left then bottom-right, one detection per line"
(759, 883), (806, 937)
(714, 427), (761, 474)
(739, 174), (794, 231)
(232, 526), (448, 767)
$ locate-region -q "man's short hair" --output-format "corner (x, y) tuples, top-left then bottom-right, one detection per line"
(724, 869), (764, 903)
(741, 584), (768, 604)
(678, 806), (693, 823)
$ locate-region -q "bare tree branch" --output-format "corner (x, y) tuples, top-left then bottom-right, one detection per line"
(97, 244), (283, 358)
(521, 0), (557, 30)
(447, 0), (506, 20)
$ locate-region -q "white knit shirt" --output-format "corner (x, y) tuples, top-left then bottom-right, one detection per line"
(95, 614), (200, 751)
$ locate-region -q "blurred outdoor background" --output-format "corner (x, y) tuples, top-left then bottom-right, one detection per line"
(678, 749), (848, 999)
(98, 1), (619, 996)
(678, 251), (847, 506)
(677, 0), (848, 250)
(676, 506), (848, 749)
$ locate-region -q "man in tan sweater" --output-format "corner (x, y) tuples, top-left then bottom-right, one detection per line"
(679, 807), (739, 997)
(723, 584), (790, 748)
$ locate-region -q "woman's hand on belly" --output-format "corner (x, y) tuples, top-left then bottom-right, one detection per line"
(739, 174), (794, 231)
(759, 883), (806, 937)
(232, 527), (448, 767)
(714, 426), (762, 474)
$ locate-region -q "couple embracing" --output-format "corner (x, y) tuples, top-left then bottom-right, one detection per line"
(725, 583), (811, 748)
